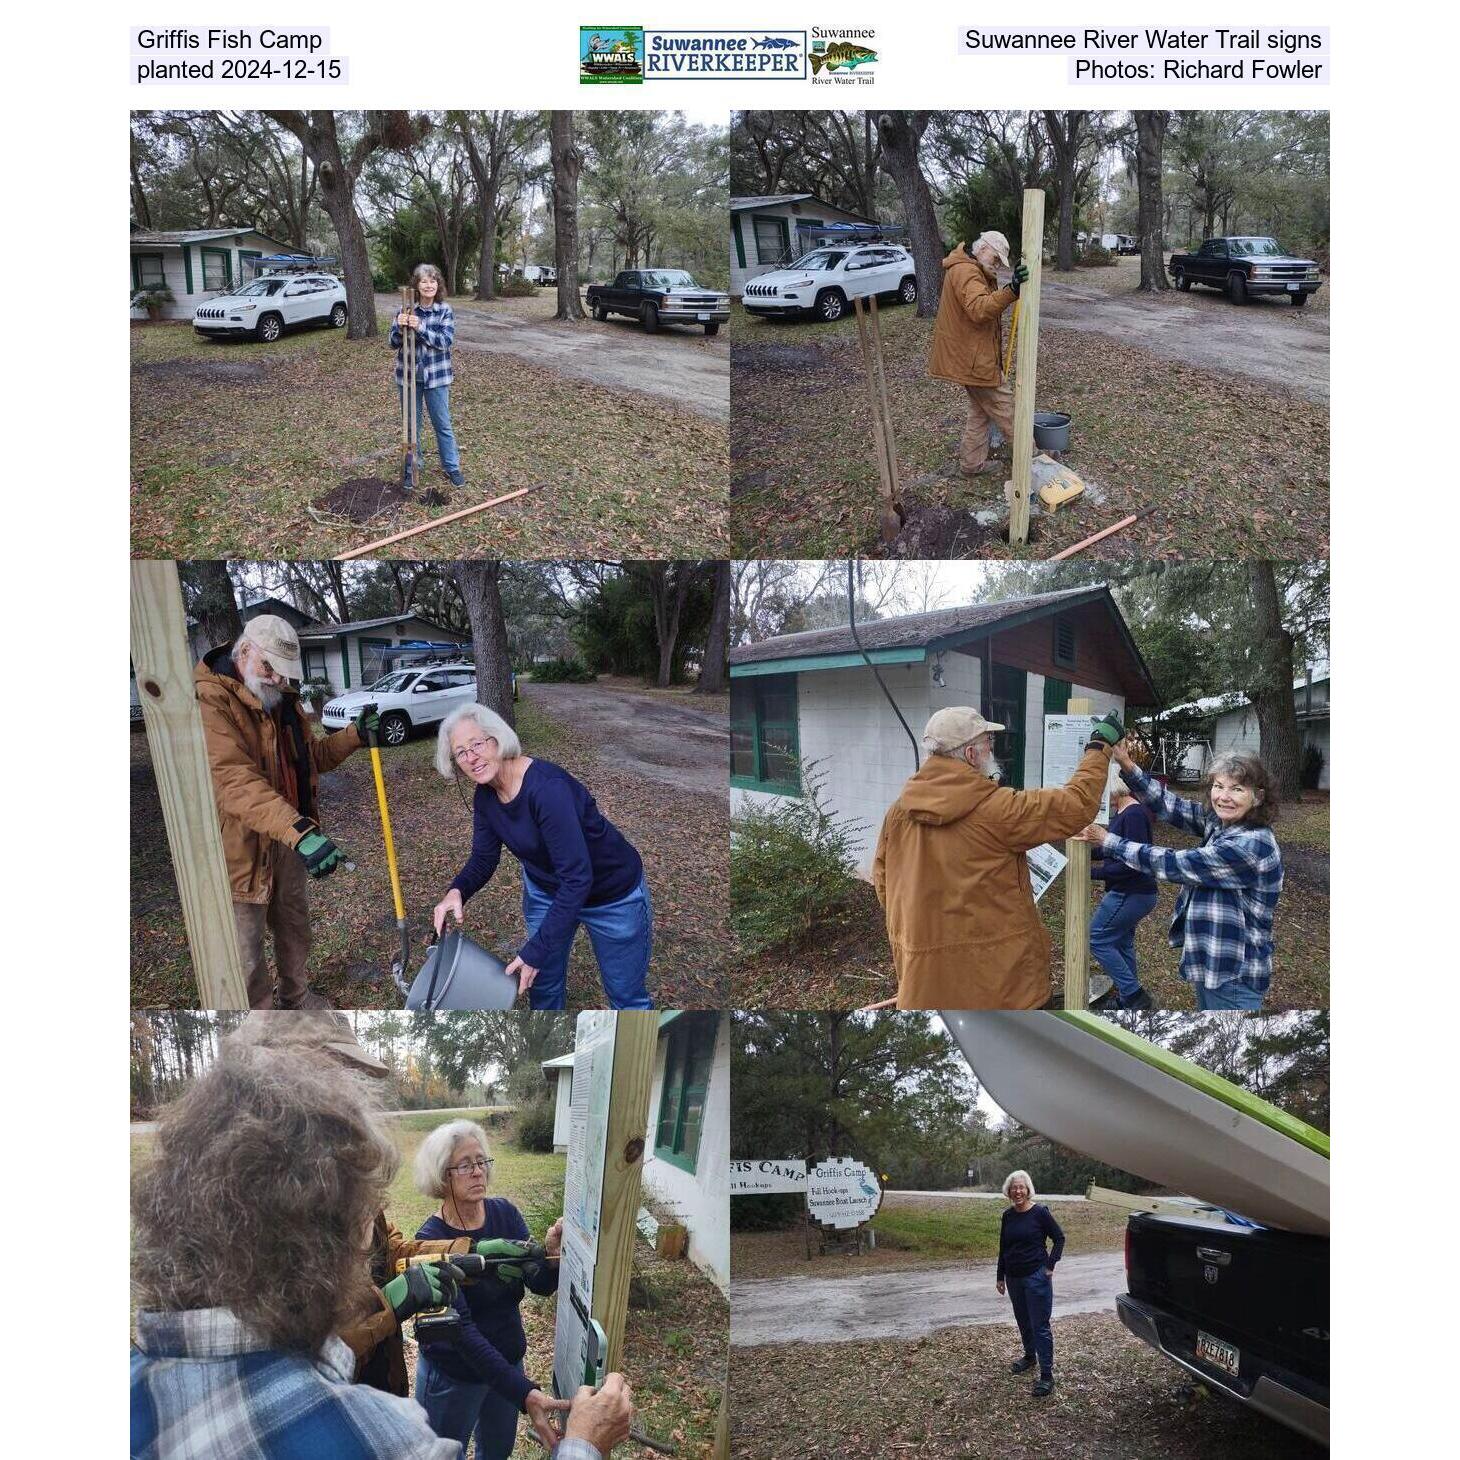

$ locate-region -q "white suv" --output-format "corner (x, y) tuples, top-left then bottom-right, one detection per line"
(194, 272), (348, 343)
(742, 245), (917, 323)
(321, 664), (478, 746)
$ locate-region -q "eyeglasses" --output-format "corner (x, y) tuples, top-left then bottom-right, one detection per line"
(451, 737), (497, 765)
(447, 1158), (494, 1176)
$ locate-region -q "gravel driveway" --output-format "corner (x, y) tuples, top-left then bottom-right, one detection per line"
(520, 680), (727, 798)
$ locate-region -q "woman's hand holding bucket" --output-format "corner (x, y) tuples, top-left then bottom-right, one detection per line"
(432, 888), (464, 937)
(505, 956), (540, 997)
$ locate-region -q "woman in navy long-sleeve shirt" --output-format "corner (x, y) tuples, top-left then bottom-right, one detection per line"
(996, 1170), (1064, 1396)
(1088, 774), (1160, 1010)
(432, 704), (653, 1010)
(412, 1120), (568, 1458)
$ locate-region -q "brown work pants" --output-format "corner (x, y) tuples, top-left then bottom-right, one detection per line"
(959, 380), (1017, 475)
(234, 845), (313, 1009)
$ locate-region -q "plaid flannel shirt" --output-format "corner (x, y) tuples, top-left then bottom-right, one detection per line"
(390, 302), (455, 389)
(131, 1308), (462, 1459)
(1099, 765), (1283, 994)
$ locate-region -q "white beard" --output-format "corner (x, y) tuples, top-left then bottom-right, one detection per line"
(243, 672), (282, 712)
(979, 751), (1003, 782)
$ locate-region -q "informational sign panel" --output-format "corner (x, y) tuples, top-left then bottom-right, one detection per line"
(554, 1011), (617, 1398)
(729, 1158), (808, 1195)
(806, 1158), (883, 1230)
(1042, 713), (1111, 825)
(1027, 842), (1068, 902)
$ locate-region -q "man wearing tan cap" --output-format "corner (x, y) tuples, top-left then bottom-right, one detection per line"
(194, 616), (376, 1009)
(873, 706), (1123, 1009)
(927, 231), (1031, 478)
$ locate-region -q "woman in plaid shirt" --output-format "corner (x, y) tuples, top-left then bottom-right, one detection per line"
(390, 262), (464, 491)
(1077, 743), (1284, 1009)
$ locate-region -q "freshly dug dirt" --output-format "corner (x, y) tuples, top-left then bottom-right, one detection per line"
(314, 477), (413, 521)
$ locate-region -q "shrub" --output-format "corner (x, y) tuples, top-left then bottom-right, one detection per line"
(299, 677), (331, 715)
(531, 656), (596, 683)
(1079, 244), (1114, 267)
(499, 278), (539, 297)
(512, 1093), (558, 1154)
(131, 283), (175, 319)
(730, 761), (865, 955)
(1301, 743), (1326, 791)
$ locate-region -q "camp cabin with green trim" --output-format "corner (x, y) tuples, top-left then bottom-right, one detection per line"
(729, 585), (1159, 874)
(130, 227), (295, 319)
(730, 193), (879, 297)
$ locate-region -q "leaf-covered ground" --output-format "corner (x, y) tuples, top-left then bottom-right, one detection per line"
(728, 299), (1329, 561)
(730, 791), (1329, 1010)
(729, 1310), (1322, 1459)
(732, 1194), (1130, 1280)
(130, 315), (727, 558)
(132, 693), (729, 1009)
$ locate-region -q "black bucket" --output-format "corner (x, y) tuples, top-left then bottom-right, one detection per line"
(402, 925), (519, 1010)
(1034, 411), (1072, 453)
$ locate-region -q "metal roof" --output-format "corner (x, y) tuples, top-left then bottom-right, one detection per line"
(730, 193), (879, 225)
(296, 613), (462, 642)
(130, 228), (289, 246)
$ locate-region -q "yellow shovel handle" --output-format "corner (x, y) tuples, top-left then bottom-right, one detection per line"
(370, 745), (406, 923)
(1003, 298), (1020, 378)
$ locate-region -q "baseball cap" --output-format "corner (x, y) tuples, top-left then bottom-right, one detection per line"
(973, 230), (1012, 269)
(240, 614), (304, 682)
(923, 707), (1005, 754)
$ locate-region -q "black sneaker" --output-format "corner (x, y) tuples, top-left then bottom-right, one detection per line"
(1032, 1376), (1054, 1397)
(1122, 987), (1155, 1011)
(1010, 1355), (1037, 1375)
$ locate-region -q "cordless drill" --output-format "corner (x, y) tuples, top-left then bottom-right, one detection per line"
(395, 1255), (463, 1341)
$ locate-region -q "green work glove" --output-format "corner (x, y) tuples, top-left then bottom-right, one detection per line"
(354, 706), (381, 740)
(1009, 262), (1030, 297)
(1086, 712), (1127, 750)
(293, 819), (343, 879)
(473, 1237), (543, 1283)
(383, 1261), (460, 1322)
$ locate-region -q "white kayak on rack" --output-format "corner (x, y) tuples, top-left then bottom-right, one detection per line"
(940, 1010), (1329, 1236)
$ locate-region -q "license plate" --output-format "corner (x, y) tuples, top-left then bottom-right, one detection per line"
(1286, 282), (1299, 291)
(1196, 1330), (1240, 1377)
(696, 312), (710, 321)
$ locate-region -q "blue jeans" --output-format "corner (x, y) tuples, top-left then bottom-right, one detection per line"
(415, 1352), (520, 1460)
(1194, 980), (1265, 1010)
(1007, 1266), (1055, 1378)
(521, 873), (654, 1010)
(1089, 890), (1159, 1003)
(399, 382), (462, 483)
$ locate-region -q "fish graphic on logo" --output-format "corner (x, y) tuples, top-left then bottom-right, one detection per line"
(809, 40), (878, 75)
(753, 35), (798, 49)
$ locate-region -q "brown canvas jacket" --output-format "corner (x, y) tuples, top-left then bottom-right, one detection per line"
(340, 1212), (471, 1395)
(927, 246), (1017, 389)
(194, 648), (361, 904)
(874, 745), (1112, 1009)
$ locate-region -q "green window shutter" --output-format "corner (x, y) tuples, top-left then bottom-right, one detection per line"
(1043, 677), (1073, 714)
(730, 674), (800, 795)
(732, 214), (746, 270)
(182, 245), (194, 295)
(654, 1014), (716, 1173)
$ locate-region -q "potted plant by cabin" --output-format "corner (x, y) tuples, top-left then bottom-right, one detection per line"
(132, 283), (175, 321)
(300, 676), (331, 716)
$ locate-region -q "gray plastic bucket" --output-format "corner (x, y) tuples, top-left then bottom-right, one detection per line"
(403, 926), (519, 1010)
(1034, 411), (1072, 453)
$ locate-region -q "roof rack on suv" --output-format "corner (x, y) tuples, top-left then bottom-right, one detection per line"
(254, 253), (341, 274)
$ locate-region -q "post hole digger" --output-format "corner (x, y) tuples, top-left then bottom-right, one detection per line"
(360, 703), (521, 1010)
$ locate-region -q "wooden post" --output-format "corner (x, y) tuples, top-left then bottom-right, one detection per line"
(130, 561), (249, 1009)
(592, 1010), (658, 1374)
(854, 297), (902, 544)
(713, 1386), (729, 1460)
(1063, 695), (1093, 1009)
(1009, 187), (1045, 547)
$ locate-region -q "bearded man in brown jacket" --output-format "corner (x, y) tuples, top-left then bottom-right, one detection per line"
(874, 706), (1123, 1010)
(196, 615), (371, 1009)
(926, 231), (1030, 478)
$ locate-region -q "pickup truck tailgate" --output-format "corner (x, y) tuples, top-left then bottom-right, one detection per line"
(1125, 1211), (1328, 1380)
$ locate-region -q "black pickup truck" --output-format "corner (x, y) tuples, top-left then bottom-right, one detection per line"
(585, 269), (731, 335)
(1167, 237), (1323, 306)
(1117, 1210), (1328, 1446)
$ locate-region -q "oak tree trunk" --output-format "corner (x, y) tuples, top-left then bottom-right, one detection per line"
(876, 112), (943, 318)
(550, 111), (585, 321)
(1134, 111), (1170, 292)
(1247, 561), (1303, 800)
(455, 561), (516, 727)
(696, 561), (731, 694)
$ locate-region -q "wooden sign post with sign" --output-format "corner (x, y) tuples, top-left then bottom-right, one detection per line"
(129, 560), (248, 1009)
(553, 1011), (657, 1400)
(1062, 696), (1094, 1008)
(1009, 187), (1045, 547)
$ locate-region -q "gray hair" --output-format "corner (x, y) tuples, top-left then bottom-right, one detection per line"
(132, 1043), (398, 1355)
(1001, 1169), (1036, 1201)
(414, 1118), (492, 1199)
(435, 703), (523, 778)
